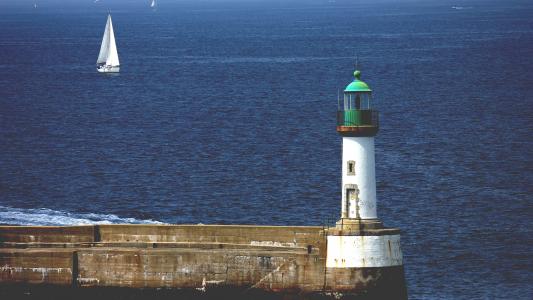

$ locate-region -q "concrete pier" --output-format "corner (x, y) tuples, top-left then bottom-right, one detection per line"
(0, 224), (406, 299)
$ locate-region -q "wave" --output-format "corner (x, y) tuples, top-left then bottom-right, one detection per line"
(0, 206), (163, 226)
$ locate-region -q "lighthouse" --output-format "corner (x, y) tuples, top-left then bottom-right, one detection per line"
(338, 70), (378, 221)
(325, 70), (407, 299)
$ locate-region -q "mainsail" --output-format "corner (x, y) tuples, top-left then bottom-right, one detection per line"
(151, 0), (156, 8)
(97, 15), (119, 67)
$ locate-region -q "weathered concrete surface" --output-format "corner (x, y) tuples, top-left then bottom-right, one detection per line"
(97, 225), (327, 250)
(0, 249), (74, 285)
(0, 225), (407, 299)
(0, 226), (95, 244)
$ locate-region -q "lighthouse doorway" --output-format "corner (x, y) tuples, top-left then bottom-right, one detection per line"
(346, 187), (359, 219)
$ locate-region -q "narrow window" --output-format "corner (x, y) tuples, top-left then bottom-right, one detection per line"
(347, 160), (355, 176)
(344, 95), (349, 111)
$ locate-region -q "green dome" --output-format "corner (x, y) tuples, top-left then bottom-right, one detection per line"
(344, 70), (372, 92)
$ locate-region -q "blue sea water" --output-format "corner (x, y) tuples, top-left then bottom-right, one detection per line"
(0, 0), (532, 298)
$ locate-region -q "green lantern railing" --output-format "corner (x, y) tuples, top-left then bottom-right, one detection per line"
(337, 110), (379, 127)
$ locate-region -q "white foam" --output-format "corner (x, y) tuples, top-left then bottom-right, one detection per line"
(0, 206), (163, 226)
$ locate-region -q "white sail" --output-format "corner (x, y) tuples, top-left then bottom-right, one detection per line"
(97, 15), (119, 67)
(97, 15), (110, 64)
(151, 0), (156, 8)
(106, 16), (119, 66)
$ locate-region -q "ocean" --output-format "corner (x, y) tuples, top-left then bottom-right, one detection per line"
(0, 0), (532, 298)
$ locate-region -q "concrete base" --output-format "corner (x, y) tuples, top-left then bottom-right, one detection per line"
(325, 218), (406, 299)
(333, 218), (384, 232)
(0, 225), (407, 299)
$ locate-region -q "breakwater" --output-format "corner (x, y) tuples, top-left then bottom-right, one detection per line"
(0, 224), (406, 299)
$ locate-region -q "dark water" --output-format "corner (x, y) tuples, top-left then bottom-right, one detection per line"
(1, 0), (532, 298)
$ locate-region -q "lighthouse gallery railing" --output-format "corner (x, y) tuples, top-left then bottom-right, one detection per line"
(337, 110), (379, 127)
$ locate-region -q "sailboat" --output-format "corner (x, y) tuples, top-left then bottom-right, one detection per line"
(150, 0), (156, 8)
(96, 14), (120, 73)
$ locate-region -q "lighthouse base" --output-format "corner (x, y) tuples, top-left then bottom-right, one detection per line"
(325, 220), (406, 299)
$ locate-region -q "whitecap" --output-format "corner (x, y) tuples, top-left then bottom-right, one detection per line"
(0, 206), (163, 226)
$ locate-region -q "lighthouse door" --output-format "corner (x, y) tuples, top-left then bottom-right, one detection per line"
(346, 188), (359, 218)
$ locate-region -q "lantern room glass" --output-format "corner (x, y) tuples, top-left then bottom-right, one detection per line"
(341, 92), (372, 111)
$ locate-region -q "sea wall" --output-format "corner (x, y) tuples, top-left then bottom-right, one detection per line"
(0, 225), (406, 299)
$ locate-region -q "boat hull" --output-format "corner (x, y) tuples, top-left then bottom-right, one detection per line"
(97, 65), (120, 73)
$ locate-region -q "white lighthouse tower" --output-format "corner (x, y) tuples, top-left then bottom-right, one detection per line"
(325, 69), (407, 298)
(338, 70), (378, 221)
